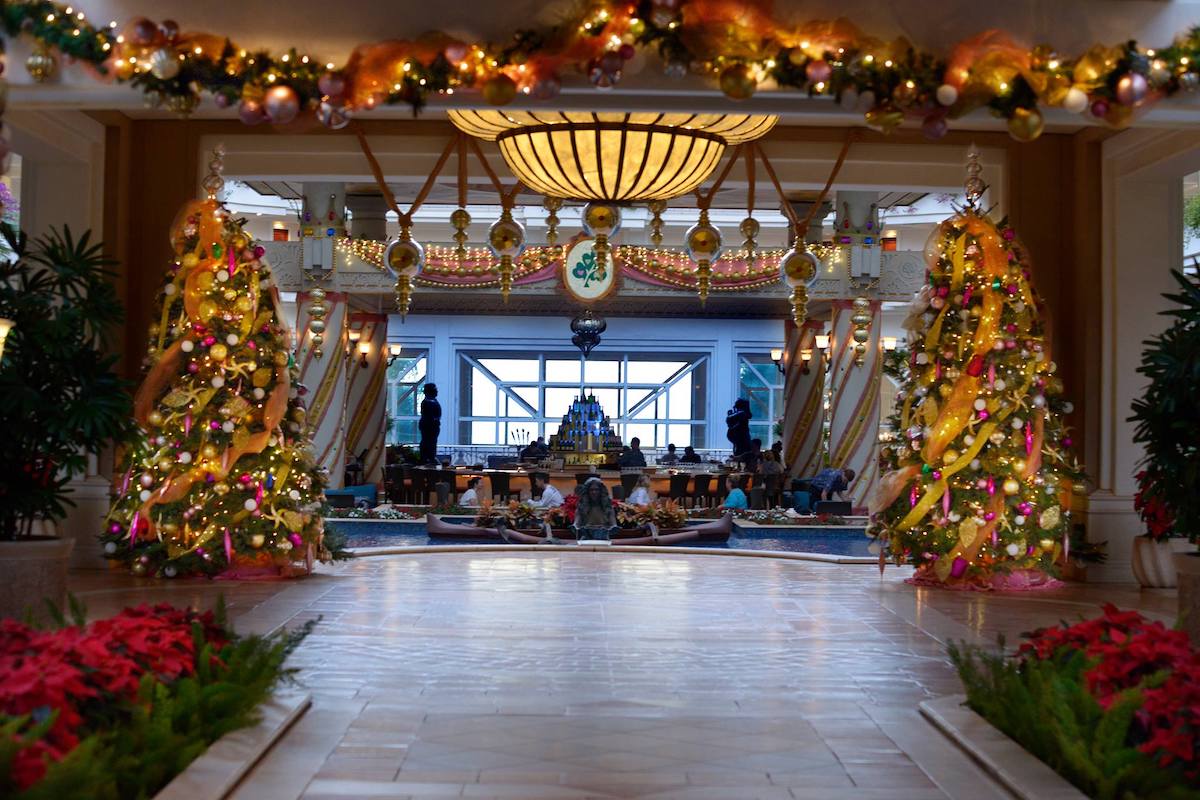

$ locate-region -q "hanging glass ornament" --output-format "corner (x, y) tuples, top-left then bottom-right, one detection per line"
(851, 295), (872, 366)
(450, 208), (471, 263)
(488, 207), (526, 303)
(739, 216), (760, 255)
(307, 286), (327, 359)
(648, 200), (667, 247)
(780, 245), (818, 325)
(685, 209), (722, 305)
(581, 202), (621, 280)
(543, 197), (563, 248)
(385, 225), (425, 320)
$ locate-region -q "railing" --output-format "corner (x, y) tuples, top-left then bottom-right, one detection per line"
(389, 443), (734, 466)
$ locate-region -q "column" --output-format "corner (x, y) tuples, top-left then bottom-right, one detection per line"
(296, 291), (349, 488)
(345, 313), (389, 487)
(783, 319), (826, 480)
(345, 193), (390, 240)
(827, 299), (882, 509)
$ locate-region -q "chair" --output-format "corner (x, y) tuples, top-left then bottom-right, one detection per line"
(668, 473), (692, 507)
(611, 485), (625, 501)
(384, 465), (406, 503)
(408, 468), (430, 505)
(435, 469), (458, 504)
(326, 493), (355, 509)
(691, 474), (715, 508)
(764, 474), (783, 508)
(749, 486), (766, 510)
(620, 472), (641, 500)
(488, 472), (519, 503)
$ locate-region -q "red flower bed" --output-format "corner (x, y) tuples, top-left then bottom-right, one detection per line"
(0, 604), (227, 790)
(1019, 604), (1199, 778)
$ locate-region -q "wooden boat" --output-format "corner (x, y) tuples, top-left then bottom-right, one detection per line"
(424, 511), (733, 546)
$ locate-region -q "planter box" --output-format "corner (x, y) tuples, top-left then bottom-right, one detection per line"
(0, 535), (74, 621)
(1176, 549), (1200, 646)
(1131, 537), (1190, 588)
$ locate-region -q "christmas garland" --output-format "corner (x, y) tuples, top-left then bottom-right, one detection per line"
(3, 0), (1199, 140)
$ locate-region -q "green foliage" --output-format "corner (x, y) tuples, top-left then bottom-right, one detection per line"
(949, 641), (1196, 800)
(0, 223), (133, 540)
(0, 615), (314, 800)
(319, 525), (354, 561)
(1184, 194), (1200, 239)
(1130, 269), (1200, 542)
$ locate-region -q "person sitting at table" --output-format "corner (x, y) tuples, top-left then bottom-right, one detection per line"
(722, 476), (749, 510)
(529, 473), (564, 509)
(627, 474), (654, 506)
(520, 436), (550, 460)
(618, 437), (647, 468)
(809, 467), (856, 502)
(761, 451), (784, 476)
(679, 445), (703, 464)
(459, 476), (482, 507)
(575, 477), (618, 540)
(659, 443), (680, 465)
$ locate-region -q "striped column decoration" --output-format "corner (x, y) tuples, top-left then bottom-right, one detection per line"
(296, 291), (348, 489)
(345, 313), (389, 488)
(783, 319), (827, 481)
(827, 299), (882, 509)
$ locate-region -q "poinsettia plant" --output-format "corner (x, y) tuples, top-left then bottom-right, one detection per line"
(615, 501), (687, 529)
(542, 493), (578, 528)
(1134, 470), (1177, 540)
(473, 500), (540, 530)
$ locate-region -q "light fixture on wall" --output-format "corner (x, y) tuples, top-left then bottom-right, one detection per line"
(0, 318), (13, 362)
(386, 342), (404, 367)
(814, 334), (830, 350)
(800, 348), (813, 375)
(770, 347), (785, 374)
(448, 110), (777, 201)
(357, 340), (371, 369)
(882, 336), (899, 351)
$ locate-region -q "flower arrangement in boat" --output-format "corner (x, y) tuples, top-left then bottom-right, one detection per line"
(542, 493), (578, 528)
(616, 501), (688, 530)
(473, 500), (540, 530)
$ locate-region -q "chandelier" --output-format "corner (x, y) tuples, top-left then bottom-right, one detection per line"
(447, 111), (777, 202)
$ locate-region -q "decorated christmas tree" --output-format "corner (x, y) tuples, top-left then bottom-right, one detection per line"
(870, 160), (1084, 589)
(102, 148), (328, 578)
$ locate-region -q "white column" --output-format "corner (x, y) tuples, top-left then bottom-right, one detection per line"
(345, 193), (389, 240)
(783, 320), (827, 479)
(826, 299), (882, 508)
(345, 313), (389, 487)
(296, 290), (349, 488)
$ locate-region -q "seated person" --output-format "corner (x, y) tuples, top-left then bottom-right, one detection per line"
(459, 476), (482, 507)
(575, 477), (618, 540)
(741, 438), (763, 474)
(808, 467), (856, 502)
(659, 443), (680, 465)
(760, 451), (784, 476)
(529, 473), (564, 509)
(618, 437), (647, 468)
(627, 474), (654, 506)
(679, 445), (703, 464)
(722, 476), (749, 510)
(520, 436), (550, 460)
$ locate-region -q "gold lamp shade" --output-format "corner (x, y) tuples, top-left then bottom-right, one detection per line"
(448, 111), (777, 202)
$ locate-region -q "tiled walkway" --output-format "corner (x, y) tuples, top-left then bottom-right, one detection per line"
(71, 552), (1176, 799)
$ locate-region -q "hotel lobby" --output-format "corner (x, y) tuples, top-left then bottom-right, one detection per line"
(2, 1), (1200, 798)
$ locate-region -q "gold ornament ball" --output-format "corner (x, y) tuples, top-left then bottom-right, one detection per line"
(450, 208), (471, 230)
(131, 561), (148, 577)
(1007, 107), (1045, 142)
(222, 289), (238, 301)
(1013, 458), (1027, 473)
(852, 327), (870, 344)
(582, 203), (619, 234)
(309, 318), (326, 334)
(232, 234), (249, 251)
(196, 272), (215, 290)
(213, 482), (230, 496)
(250, 533), (265, 548)
(780, 248), (816, 287)
(385, 236), (424, 277)
(719, 63), (757, 101)
(1003, 478), (1021, 495)
(274, 351), (289, 366)
(1038, 538), (1055, 553)
(209, 343), (228, 361)
(309, 287), (326, 302)
(26, 46), (58, 83)
(147, 410), (165, 427)
(197, 299), (219, 320)
(739, 217), (760, 240)
(181, 252), (200, 269)
(158, 458), (174, 472)
(235, 296), (253, 312)
(482, 74), (518, 106)
(200, 444), (219, 459)
(943, 449), (959, 465)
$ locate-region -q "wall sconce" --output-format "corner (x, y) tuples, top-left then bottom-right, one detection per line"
(814, 334), (830, 350)
(347, 329), (362, 344)
(0, 318), (13, 362)
(357, 340), (371, 369)
(770, 347), (785, 374)
(386, 342), (404, 367)
(882, 336), (898, 351)
(800, 348), (813, 374)
(882, 229), (898, 252)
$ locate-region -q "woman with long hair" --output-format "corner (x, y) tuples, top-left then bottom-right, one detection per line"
(575, 477), (618, 540)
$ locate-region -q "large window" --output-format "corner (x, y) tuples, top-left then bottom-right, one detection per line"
(738, 353), (784, 447)
(458, 351), (706, 448)
(385, 349), (427, 445)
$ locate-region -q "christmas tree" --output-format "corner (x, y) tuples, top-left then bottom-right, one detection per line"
(870, 183), (1084, 588)
(102, 149), (328, 577)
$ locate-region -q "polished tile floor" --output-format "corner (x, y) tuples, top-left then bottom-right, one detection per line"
(70, 553), (1176, 799)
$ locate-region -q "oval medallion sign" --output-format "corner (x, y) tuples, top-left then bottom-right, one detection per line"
(562, 237), (615, 303)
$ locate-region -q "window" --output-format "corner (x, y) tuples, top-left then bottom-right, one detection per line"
(1184, 169), (1200, 273)
(458, 351), (707, 447)
(738, 353), (784, 447)
(0, 154), (20, 258)
(385, 349), (428, 445)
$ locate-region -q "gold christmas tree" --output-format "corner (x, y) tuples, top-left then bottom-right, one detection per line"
(102, 148), (329, 577)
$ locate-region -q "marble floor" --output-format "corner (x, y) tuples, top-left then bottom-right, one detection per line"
(69, 553), (1176, 800)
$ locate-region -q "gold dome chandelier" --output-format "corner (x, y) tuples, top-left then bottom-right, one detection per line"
(447, 111), (777, 202)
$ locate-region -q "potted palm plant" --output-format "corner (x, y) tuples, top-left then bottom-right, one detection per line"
(1130, 470), (1190, 587)
(0, 224), (132, 619)
(1130, 268), (1200, 642)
